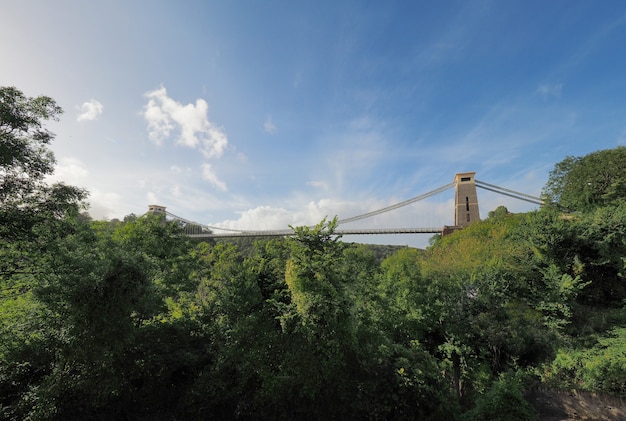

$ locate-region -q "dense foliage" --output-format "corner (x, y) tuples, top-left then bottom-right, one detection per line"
(2, 87), (626, 419)
(542, 146), (626, 212)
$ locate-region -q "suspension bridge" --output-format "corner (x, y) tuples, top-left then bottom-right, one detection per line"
(148, 172), (544, 239)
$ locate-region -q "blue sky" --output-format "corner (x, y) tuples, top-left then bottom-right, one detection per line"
(2, 1), (626, 247)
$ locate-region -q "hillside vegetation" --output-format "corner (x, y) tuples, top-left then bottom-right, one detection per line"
(2, 86), (626, 420)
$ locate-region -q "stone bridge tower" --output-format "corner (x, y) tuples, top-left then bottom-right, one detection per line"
(454, 172), (480, 228)
(147, 205), (167, 215)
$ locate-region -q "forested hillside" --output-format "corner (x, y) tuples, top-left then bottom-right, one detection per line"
(2, 87), (626, 420)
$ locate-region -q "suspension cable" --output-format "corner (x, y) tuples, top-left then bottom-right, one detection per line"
(475, 182), (544, 206)
(164, 211), (224, 232)
(337, 182), (456, 224)
(164, 182), (456, 233)
(475, 179), (544, 203)
(165, 179), (543, 234)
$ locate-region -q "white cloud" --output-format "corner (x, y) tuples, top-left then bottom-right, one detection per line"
(77, 99), (103, 122)
(264, 116), (277, 134)
(48, 157), (89, 185)
(212, 199), (340, 232)
(202, 163), (227, 191)
(536, 83), (563, 99)
(143, 101), (172, 146)
(47, 157), (128, 220)
(214, 201), (336, 232)
(143, 86), (228, 158)
(146, 191), (159, 206)
(169, 165), (192, 175)
(218, 206), (295, 230)
(86, 189), (123, 220)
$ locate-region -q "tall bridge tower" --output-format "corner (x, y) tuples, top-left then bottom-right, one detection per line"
(147, 205), (167, 215)
(454, 172), (480, 228)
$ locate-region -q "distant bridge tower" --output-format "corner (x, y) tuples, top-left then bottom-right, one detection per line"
(147, 204), (167, 215)
(454, 172), (480, 228)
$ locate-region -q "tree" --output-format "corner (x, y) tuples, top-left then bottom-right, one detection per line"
(0, 86), (86, 229)
(1, 210), (208, 420)
(1, 87), (60, 192)
(377, 247), (430, 346)
(525, 202), (626, 307)
(0, 87), (178, 419)
(542, 147), (626, 212)
(285, 218), (350, 338)
(282, 219), (451, 419)
(1, 87), (87, 419)
(0, 87), (86, 289)
(416, 211), (585, 404)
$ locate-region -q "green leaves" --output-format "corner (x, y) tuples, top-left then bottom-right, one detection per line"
(285, 217), (349, 332)
(543, 328), (626, 396)
(1, 86), (86, 247)
(542, 146), (626, 212)
(462, 370), (535, 421)
(1, 86), (62, 201)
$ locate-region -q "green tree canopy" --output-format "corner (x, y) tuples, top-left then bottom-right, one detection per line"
(542, 146), (626, 212)
(0, 86), (86, 242)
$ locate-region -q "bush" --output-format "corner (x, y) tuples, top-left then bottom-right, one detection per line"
(462, 371), (536, 421)
(541, 327), (626, 396)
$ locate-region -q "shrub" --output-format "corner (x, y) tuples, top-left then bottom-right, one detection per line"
(462, 371), (536, 421)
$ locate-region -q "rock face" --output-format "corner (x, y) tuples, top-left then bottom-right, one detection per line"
(525, 389), (626, 420)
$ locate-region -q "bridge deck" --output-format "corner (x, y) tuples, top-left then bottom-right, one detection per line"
(188, 227), (443, 238)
